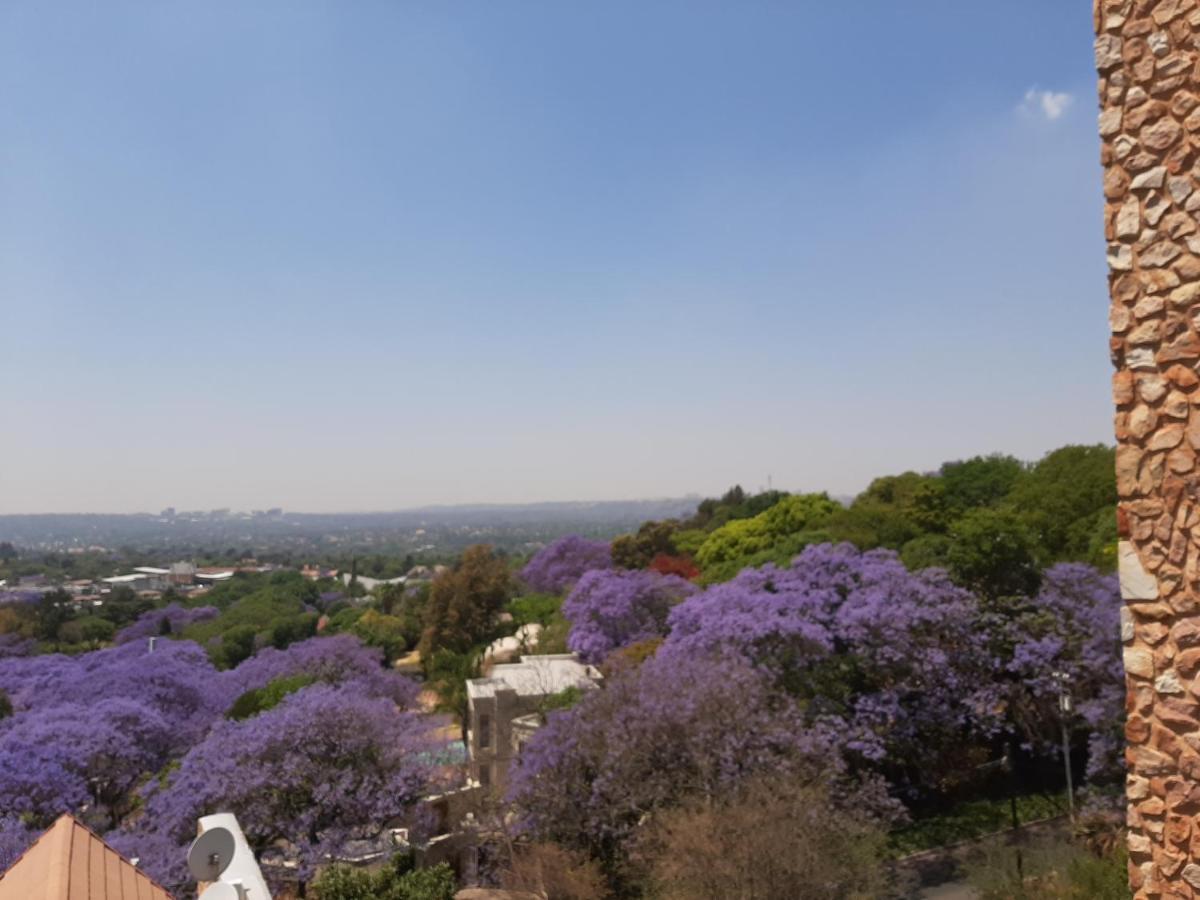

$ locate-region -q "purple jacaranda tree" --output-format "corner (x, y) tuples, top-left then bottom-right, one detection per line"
(111, 683), (448, 887)
(0, 590), (43, 605)
(0, 639), (228, 749)
(221, 634), (419, 708)
(1007, 563), (1124, 782)
(0, 697), (174, 830)
(509, 651), (899, 876)
(0, 816), (34, 871)
(660, 542), (1002, 796)
(520, 535), (612, 594)
(0, 633), (35, 659)
(561, 569), (696, 664)
(114, 604), (219, 644)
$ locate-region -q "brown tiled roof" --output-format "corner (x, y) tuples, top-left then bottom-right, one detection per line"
(0, 814), (174, 900)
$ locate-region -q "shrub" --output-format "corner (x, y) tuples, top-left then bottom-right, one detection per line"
(227, 673), (317, 720)
(313, 859), (456, 900)
(638, 777), (888, 900)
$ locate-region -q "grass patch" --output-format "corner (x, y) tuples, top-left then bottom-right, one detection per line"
(889, 791), (1069, 857)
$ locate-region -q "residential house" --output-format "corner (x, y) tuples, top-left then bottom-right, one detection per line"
(465, 654), (601, 793)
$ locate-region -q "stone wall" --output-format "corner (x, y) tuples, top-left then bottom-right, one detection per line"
(1097, 1), (1200, 894)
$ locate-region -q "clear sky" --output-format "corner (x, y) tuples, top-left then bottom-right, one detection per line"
(1, 2), (1110, 514)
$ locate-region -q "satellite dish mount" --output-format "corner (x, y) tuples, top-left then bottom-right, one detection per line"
(187, 826), (236, 884)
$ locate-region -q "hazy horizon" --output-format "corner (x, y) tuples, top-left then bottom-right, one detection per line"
(2, 3), (1111, 514)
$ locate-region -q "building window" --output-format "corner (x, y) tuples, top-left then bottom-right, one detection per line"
(478, 713), (491, 749)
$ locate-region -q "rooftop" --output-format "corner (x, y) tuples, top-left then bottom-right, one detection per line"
(0, 814), (173, 900)
(100, 574), (147, 584)
(467, 654), (600, 701)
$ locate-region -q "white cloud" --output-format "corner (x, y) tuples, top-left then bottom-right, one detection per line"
(1019, 88), (1074, 121)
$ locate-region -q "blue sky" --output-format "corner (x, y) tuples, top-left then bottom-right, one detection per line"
(1, 2), (1110, 513)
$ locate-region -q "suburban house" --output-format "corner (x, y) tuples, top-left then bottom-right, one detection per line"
(465, 654), (601, 793)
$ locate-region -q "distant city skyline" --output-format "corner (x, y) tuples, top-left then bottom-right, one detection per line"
(1, 3), (1110, 514)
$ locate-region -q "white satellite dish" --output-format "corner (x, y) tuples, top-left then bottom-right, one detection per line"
(198, 883), (240, 900)
(187, 826), (236, 883)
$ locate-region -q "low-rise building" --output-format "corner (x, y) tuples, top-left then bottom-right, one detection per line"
(101, 572), (167, 593)
(465, 654), (600, 793)
(169, 561), (196, 586)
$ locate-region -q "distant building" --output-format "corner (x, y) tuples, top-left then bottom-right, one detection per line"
(466, 654), (601, 793)
(301, 564), (339, 581)
(169, 561), (196, 586)
(101, 572), (167, 593)
(340, 573), (406, 592)
(194, 567), (235, 584)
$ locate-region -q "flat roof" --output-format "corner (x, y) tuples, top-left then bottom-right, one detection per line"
(194, 571), (234, 581)
(467, 654), (600, 700)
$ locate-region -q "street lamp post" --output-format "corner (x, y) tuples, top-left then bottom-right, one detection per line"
(1051, 670), (1075, 823)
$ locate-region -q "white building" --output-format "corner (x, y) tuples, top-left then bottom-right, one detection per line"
(465, 654), (601, 792)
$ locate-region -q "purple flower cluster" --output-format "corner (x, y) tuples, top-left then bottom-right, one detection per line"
(0, 639), (229, 749)
(0, 629), (430, 876)
(0, 816), (34, 872)
(111, 683), (445, 885)
(520, 535), (612, 594)
(562, 569), (696, 664)
(662, 542), (1002, 776)
(509, 651), (899, 859)
(221, 634), (419, 708)
(0, 633), (35, 659)
(114, 603), (219, 644)
(1007, 563), (1124, 780)
(0, 698), (174, 827)
(0, 591), (44, 605)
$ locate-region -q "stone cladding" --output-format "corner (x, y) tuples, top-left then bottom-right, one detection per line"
(1097, 0), (1200, 894)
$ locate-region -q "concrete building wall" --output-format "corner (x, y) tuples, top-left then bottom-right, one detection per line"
(467, 688), (537, 794)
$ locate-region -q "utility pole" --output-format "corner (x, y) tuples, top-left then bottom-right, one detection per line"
(1052, 670), (1076, 823)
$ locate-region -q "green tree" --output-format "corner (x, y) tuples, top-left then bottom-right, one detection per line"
(681, 485), (789, 532)
(228, 673), (317, 720)
(611, 520), (678, 569)
(508, 593), (563, 628)
(418, 544), (511, 657)
(900, 533), (953, 571)
(97, 585), (154, 628)
(694, 494), (840, 581)
(945, 507), (1041, 603)
(1007, 444), (1117, 565)
(939, 454), (1024, 517)
(58, 615), (116, 646)
(34, 590), (73, 643)
(214, 624), (259, 668)
(424, 648), (481, 744)
(351, 609), (408, 662)
(378, 582), (404, 616)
